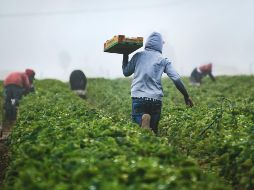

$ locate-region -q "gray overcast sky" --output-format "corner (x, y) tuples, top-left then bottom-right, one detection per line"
(0, 0), (254, 81)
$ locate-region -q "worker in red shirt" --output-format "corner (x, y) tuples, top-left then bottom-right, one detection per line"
(3, 69), (35, 121)
(190, 63), (215, 85)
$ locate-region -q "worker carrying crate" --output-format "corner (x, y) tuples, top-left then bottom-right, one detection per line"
(103, 32), (193, 134)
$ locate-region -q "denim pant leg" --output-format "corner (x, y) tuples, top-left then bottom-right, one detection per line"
(150, 112), (161, 134)
(131, 99), (144, 126)
(4, 86), (13, 120)
(132, 99), (162, 133)
(4, 85), (23, 120)
(149, 102), (162, 134)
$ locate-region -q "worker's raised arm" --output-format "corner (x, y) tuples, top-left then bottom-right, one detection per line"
(122, 53), (138, 77)
(164, 59), (193, 107)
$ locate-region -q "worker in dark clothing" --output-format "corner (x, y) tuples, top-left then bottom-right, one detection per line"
(122, 32), (193, 134)
(3, 69), (35, 121)
(69, 70), (87, 99)
(190, 63), (215, 85)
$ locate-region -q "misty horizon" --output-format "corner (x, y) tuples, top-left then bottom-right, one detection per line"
(0, 0), (254, 81)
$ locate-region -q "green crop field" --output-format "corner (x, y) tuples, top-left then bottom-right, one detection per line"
(0, 81), (3, 124)
(86, 76), (254, 190)
(1, 76), (254, 190)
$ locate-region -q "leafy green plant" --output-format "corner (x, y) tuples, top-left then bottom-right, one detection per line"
(0, 81), (3, 124)
(86, 76), (254, 190)
(2, 79), (229, 190)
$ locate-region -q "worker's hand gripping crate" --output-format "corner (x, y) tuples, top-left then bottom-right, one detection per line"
(104, 35), (143, 54)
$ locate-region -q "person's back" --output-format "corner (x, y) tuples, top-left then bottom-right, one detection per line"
(69, 70), (87, 98)
(3, 69), (35, 121)
(190, 63), (215, 85)
(198, 63), (212, 74)
(122, 32), (193, 133)
(123, 32), (180, 101)
(4, 72), (30, 89)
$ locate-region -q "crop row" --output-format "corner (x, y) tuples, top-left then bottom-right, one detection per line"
(86, 76), (254, 190)
(2, 79), (229, 190)
(0, 81), (3, 124)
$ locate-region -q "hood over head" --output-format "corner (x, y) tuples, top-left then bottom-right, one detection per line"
(145, 32), (163, 53)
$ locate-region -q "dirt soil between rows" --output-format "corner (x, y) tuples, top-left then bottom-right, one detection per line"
(0, 123), (12, 189)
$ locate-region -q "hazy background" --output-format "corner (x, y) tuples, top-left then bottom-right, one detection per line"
(0, 0), (253, 81)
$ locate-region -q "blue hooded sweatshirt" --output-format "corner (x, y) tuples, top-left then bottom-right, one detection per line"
(122, 32), (182, 101)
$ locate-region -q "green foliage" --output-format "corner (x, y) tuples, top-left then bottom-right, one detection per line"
(86, 76), (254, 190)
(0, 81), (3, 124)
(2, 79), (229, 190)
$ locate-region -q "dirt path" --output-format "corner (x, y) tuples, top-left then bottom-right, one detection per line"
(0, 123), (12, 189)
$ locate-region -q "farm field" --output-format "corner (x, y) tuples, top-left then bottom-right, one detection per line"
(0, 76), (253, 190)
(0, 80), (7, 186)
(86, 76), (254, 190)
(0, 81), (3, 125)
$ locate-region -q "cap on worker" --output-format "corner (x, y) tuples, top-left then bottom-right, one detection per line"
(25, 69), (35, 77)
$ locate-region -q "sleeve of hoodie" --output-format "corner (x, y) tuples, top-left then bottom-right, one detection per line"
(122, 53), (139, 77)
(164, 59), (189, 98)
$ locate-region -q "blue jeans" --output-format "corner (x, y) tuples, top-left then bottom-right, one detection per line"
(190, 68), (203, 83)
(4, 85), (24, 121)
(132, 98), (162, 134)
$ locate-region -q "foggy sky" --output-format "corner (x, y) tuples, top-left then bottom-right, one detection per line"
(0, 0), (254, 81)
